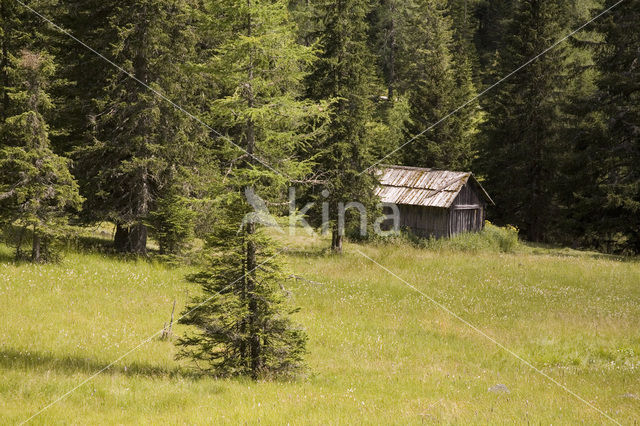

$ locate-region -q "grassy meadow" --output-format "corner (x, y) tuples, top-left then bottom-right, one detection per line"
(1, 229), (639, 424)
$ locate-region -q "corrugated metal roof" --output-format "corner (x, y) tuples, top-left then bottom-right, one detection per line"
(375, 165), (493, 208)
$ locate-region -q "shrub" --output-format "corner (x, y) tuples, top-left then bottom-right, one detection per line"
(377, 222), (520, 254)
(147, 192), (196, 256)
(487, 223), (519, 253)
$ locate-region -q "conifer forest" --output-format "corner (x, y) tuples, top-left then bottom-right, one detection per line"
(1, 0), (639, 424)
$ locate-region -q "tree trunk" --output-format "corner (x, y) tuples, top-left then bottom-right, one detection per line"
(31, 230), (41, 263)
(15, 226), (25, 260)
(245, 0), (262, 379)
(114, 224), (130, 252)
(331, 227), (343, 253)
(246, 222), (261, 378)
(527, 141), (544, 243)
(129, 223), (148, 255)
(114, 223), (148, 254)
(136, 166), (150, 255)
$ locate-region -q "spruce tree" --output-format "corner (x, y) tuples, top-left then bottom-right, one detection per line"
(72, 0), (206, 255)
(569, 0), (640, 252)
(474, 0), (515, 81)
(305, 0), (380, 252)
(546, 0), (601, 246)
(372, 0), (400, 99)
(50, 0), (118, 155)
(447, 0), (482, 61)
(379, 0), (480, 171)
(176, 0), (317, 379)
(0, 50), (82, 262)
(146, 182), (196, 256)
(0, 0), (82, 261)
(1, 0), (55, 121)
(0, 0), (18, 121)
(479, 0), (572, 242)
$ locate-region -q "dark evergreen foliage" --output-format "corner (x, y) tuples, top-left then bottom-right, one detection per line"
(305, 0), (380, 252)
(71, 0), (207, 254)
(479, 0), (573, 242)
(0, 1), (82, 262)
(1, 0), (637, 263)
(0, 49), (82, 262)
(371, 0), (481, 171)
(568, 0), (640, 253)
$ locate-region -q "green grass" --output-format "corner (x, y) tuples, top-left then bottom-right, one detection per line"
(1, 232), (639, 424)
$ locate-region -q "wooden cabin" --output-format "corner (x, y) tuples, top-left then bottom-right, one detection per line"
(375, 165), (494, 238)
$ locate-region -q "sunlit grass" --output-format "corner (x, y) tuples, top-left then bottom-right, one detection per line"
(0, 232), (639, 424)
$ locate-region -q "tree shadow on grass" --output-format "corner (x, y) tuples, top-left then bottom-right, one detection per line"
(0, 347), (212, 383)
(0, 224), (170, 265)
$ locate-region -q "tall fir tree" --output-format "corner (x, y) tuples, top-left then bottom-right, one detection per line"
(372, 0), (400, 99)
(395, 0), (480, 171)
(50, 0), (118, 155)
(0, 1), (82, 261)
(479, 0), (574, 242)
(0, 49), (82, 262)
(72, 0), (206, 254)
(447, 0), (482, 58)
(305, 0), (380, 252)
(548, 0), (602, 246)
(177, 0), (320, 378)
(568, 0), (640, 253)
(1, 0), (56, 121)
(474, 0), (514, 82)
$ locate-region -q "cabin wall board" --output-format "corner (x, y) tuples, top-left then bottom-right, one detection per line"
(396, 182), (487, 239)
(399, 205), (450, 238)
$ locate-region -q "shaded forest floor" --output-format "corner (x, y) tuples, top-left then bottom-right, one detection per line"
(1, 230), (639, 424)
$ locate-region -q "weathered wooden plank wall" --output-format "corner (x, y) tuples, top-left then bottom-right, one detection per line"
(399, 205), (450, 238)
(397, 182), (487, 238)
(452, 183), (482, 206)
(449, 182), (486, 235)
